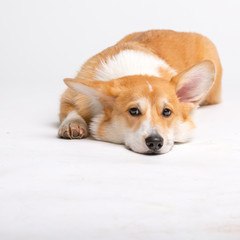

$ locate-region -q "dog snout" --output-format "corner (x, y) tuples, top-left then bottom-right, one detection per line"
(145, 135), (164, 152)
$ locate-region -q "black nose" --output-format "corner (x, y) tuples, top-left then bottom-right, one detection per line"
(145, 135), (164, 152)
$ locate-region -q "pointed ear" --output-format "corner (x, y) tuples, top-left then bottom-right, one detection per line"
(64, 78), (104, 99)
(64, 78), (118, 107)
(171, 60), (215, 105)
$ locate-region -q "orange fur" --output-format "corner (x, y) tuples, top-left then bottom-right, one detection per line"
(59, 30), (222, 154)
(60, 30), (221, 122)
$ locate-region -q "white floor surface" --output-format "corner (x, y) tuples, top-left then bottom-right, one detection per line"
(0, 84), (240, 240)
(1, 1), (240, 239)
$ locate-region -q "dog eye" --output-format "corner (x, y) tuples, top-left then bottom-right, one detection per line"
(162, 108), (172, 117)
(129, 107), (141, 116)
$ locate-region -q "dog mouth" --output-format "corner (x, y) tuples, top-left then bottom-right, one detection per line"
(126, 141), (174, 155)
(126, 146), (164, 155)
(144, 151), (161, 155)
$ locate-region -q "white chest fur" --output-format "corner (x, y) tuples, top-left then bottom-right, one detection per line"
(95, 49), (176, 81)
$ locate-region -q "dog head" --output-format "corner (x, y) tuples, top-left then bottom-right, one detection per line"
(65, 60), (215, 154)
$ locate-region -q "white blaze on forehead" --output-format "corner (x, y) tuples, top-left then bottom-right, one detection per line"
(146, 80), (153, 92)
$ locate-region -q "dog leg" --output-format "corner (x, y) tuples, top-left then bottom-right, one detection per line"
(58, 110), (88, 139)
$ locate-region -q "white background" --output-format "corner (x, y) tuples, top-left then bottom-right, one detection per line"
(0, 1), (240, 240)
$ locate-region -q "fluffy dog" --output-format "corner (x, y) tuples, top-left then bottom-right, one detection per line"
(59, 30), (222, 154)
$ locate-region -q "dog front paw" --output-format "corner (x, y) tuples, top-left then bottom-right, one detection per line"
(58, 122), (88, 139)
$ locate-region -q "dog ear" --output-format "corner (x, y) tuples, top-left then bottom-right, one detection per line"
(64, 78), (118, 107)
(171, 60), (215, 105)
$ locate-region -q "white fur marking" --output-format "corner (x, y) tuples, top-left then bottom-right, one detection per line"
(174, 120), (194, 143)
(89, 113), (105, 140)
(90, 113), (125, 144)
(60, 110), (87, 128)
(95, 50), (176, 81)
(146, 80), (153, 92)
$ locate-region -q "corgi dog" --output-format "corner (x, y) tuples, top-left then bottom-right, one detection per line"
(59, 30), (222, 154)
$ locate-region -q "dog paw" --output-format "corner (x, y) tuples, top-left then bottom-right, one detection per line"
(58, 122), (88, 139)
